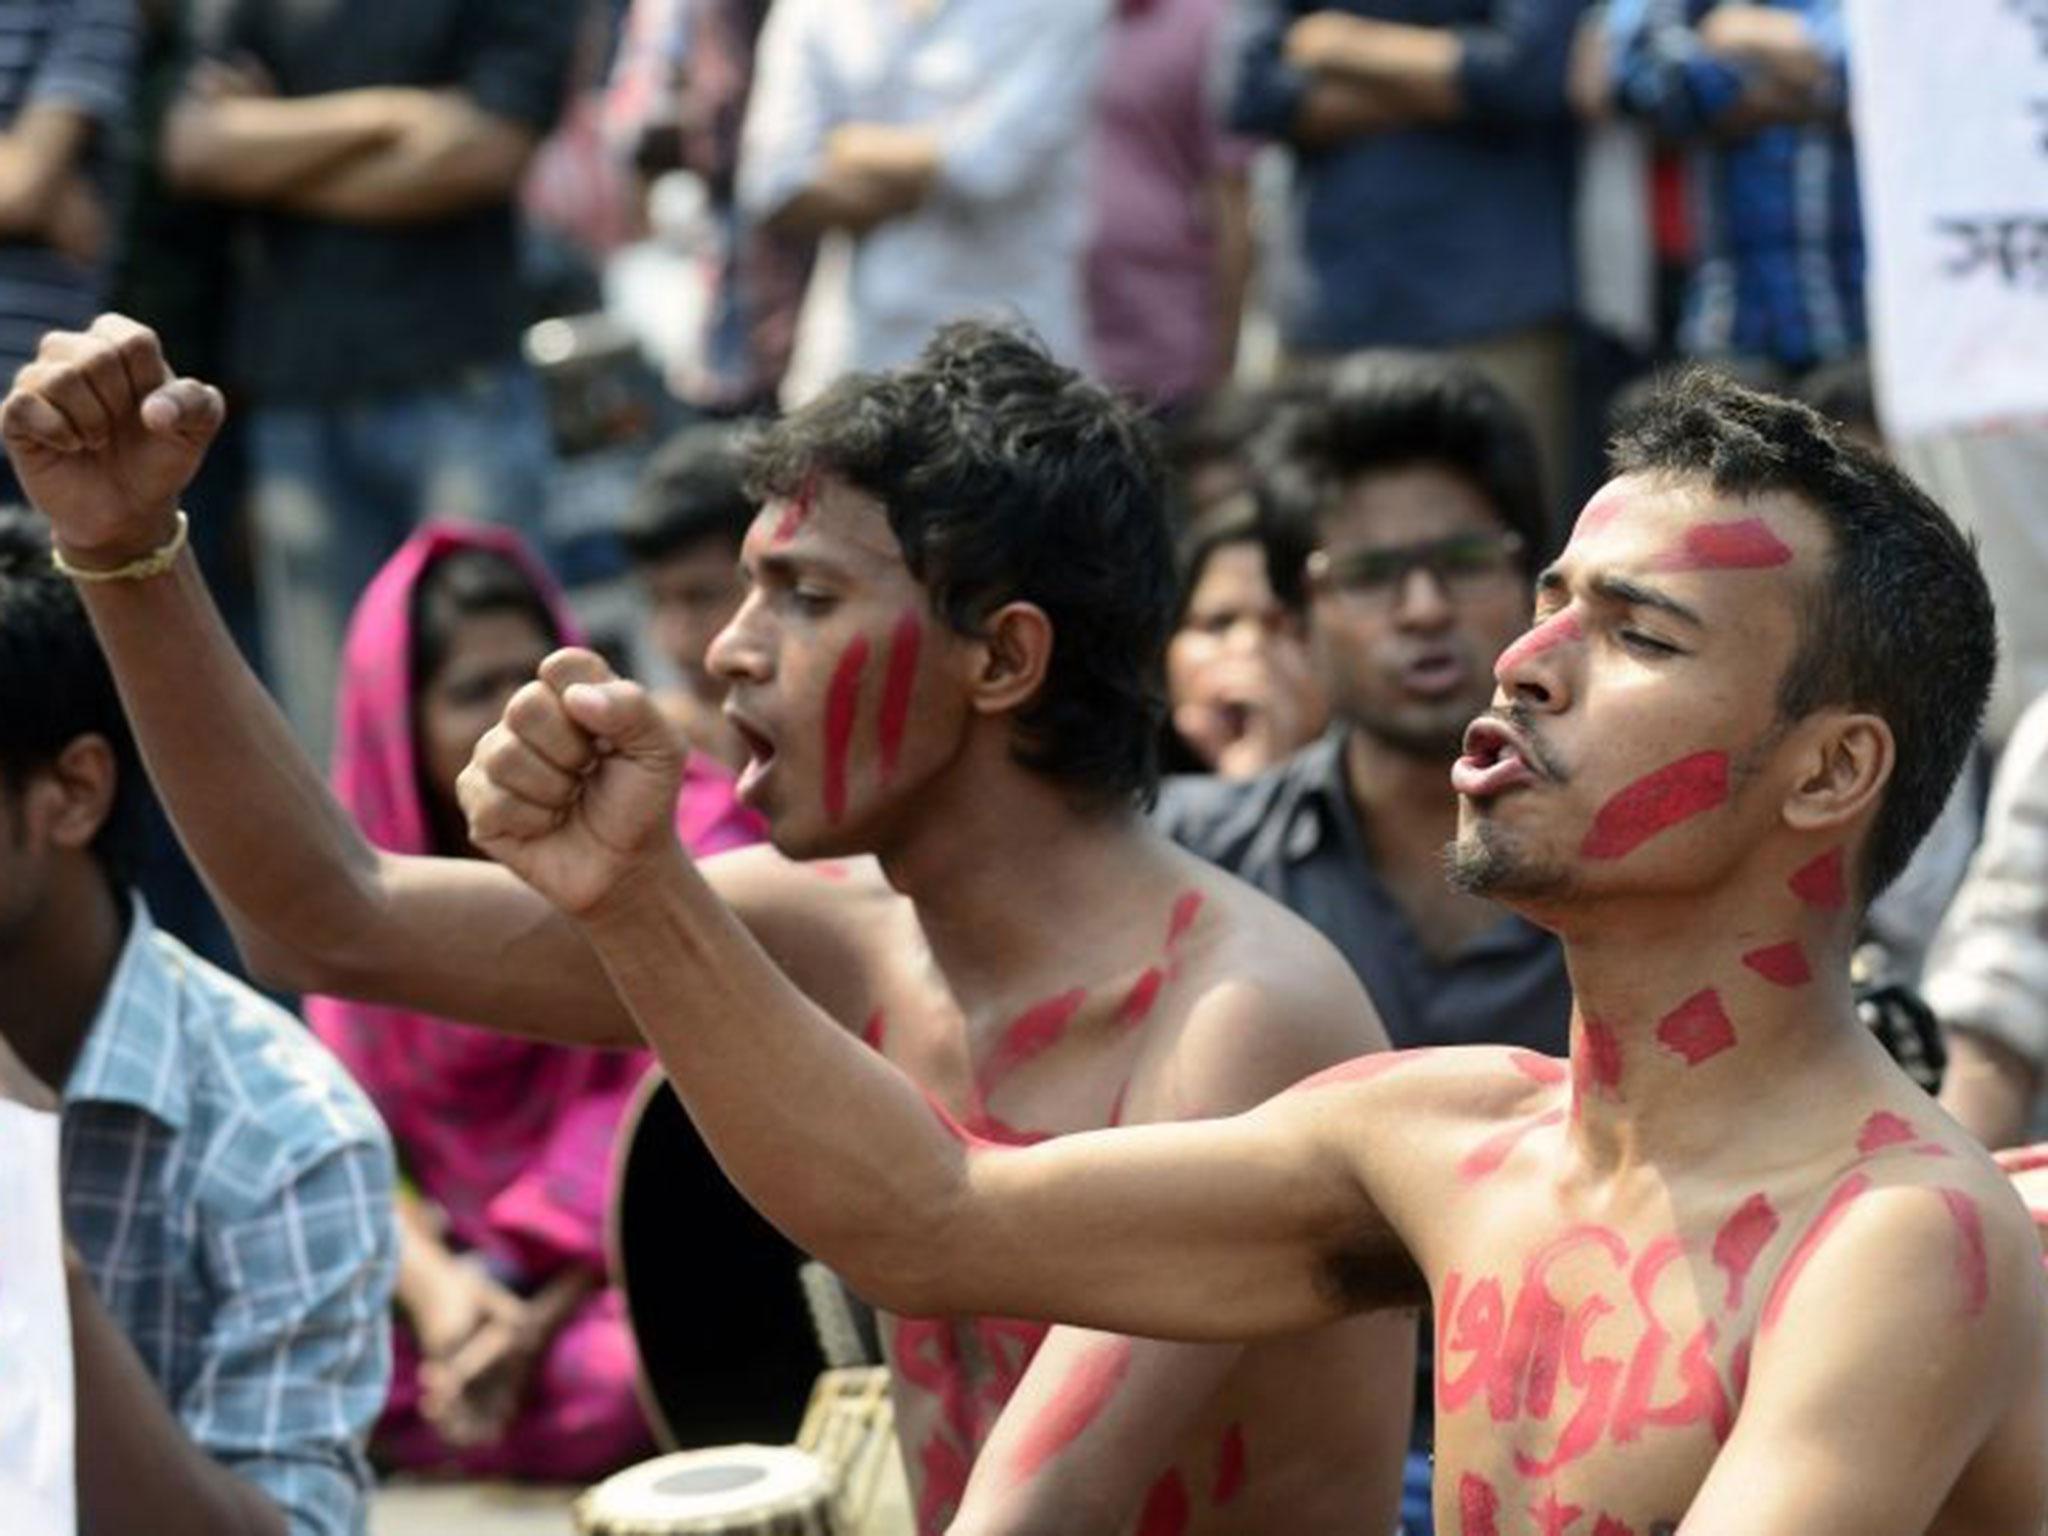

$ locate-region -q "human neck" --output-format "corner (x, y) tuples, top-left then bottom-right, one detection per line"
(1343, 724), (1462, 848)
(0, 867), (128, 1093)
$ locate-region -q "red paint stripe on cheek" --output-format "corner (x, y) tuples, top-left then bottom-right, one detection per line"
(1580, 752), (1730, 859)
(1136, 1469), (1191, 1536)
(822, 636), (871, 824)
(1789, 848), (1847, 909)
(1460, 1472), (1502, 1536)
(1741, 942), (1812, 987)
(1497, 613), (1584, 675)
(1939, 1189), (1990, 1318)
(1761, 1172), (1873, 1332)
(1654, 517), (1794, 572)
(1005, 1337), (1134, 1484)
(1211, 1424), (1247, 1506)
(877, 609), (923, 777)
(1711, 1193), (1780, 1311)
(1655, 989), (1737, 1066)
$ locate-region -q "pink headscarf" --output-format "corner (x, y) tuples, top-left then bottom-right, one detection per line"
(309, 522), (763, 1280)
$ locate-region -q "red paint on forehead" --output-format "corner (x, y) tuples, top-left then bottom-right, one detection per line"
(1857, 1111), (1918, 1155)
(822, 636), (871, 824)
(975, 988), (1090, 1100)
(1789, 848), (1848, 909)
(1460, 1473), (1502, 1536)
(771, 473), (818, 543)
(1006, 1337), (1134, 1484)
(1741, 942), (1812, 988)
(1458, 1107), (1566, 1183)
(1653, 517), (1795, 573)
(1211, 1424), (1247, 1506)
(1655, 989), (1737, 1066)
(1580, 751), (1730, 860)
(1939, 1189), (1991, 1318)
(1761, 1171), (1874, 1332)
(1136, 1469), (1191, 1536)
(1570, 488), (1630, 547)
(1712, 1193), (1781, 1311)
(1497, 612), (1584, 676)
(877, 609), (923, 777)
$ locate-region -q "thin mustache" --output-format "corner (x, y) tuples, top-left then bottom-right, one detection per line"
(1492, 702), (1569, 783)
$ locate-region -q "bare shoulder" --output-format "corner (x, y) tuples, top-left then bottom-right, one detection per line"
(701, 845), (909, 1012)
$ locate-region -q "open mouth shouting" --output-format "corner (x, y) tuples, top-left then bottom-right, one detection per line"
(1452, 716), (1544, 800)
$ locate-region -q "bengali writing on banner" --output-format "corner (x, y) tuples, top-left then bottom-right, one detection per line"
(1848, 0), (2048, 439)
(0, 1101), (75, 1536)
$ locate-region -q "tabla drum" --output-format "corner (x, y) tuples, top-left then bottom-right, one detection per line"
(796, 1368), (912, 1536)
(575, 1444), (839, 1535)
(609, 1068), (825, 1448)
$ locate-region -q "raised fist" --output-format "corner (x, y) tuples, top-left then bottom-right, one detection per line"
(0, 314), (225, 568)
(459, 648), (688, 918)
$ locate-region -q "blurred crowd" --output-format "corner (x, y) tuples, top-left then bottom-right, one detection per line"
(6, 0), (2048, 1531)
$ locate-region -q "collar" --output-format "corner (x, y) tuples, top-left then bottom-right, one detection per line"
(63, 900), (192, 1132)
(1278, 726), (1361, 865)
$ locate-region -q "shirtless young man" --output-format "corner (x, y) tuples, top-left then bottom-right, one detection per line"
(429, 373), (2048, 1532)
(4, 317), (1412, 1536)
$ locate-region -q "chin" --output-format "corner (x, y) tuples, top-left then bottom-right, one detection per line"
(1445, 822), (1573, 901)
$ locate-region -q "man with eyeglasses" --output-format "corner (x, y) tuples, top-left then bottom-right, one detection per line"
(1155, 350), (1568, 1533)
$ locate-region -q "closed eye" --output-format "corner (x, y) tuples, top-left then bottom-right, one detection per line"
(1620, 629), (1681, 657)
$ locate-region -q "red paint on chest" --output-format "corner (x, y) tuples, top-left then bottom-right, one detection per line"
(1136, 1469), (1191, 1536)
(1005, 1336), (1134, 1484)
(1211, 1424), (1247, 1506)
(1581, 752), (1730, 860)
(1113, 967), (1166, 1030)
(1939, 1189), (1991, 1318)
(975, 988), (1090, 1100)
(877, 610), (923, 777)
(1166, 890), (1205, 951)
(1788, 848), (1848, 909)
(1711, 1193), (1780, 1311)
(1460, 1472), (1502, 1536)
(1761, 1172), (1874, 1333)
(860, 1009), (887, 1052)
(1857, 1111), (1919, 1155)
(914, 1430), (970, 1536)
(1655, 989), (1737, 1066)
(1741, 942), (1812, 988)
(1497, 613), (1585, 675)
(1459, 1108), (1567, 1184)
(771, 475), (818, 543)
(822, 636), (871, 824)
(1591, 1519), (1637, 1536)
(1653, 517), (1795, 572)
(1531, 1488), (1587, 1536)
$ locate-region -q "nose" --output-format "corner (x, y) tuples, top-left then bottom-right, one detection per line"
(1492, 610), (1579, 711)
(1391, 565), (1455, 630)
(706, 595), (772, 685)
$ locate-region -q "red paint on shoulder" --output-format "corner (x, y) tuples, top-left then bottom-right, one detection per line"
(1655, 989), (1737, 1066)
(1581, 752), (1730, 860)
(1497, 613), (1585, 675)
(877, 609), (923, 777)
(924, 1092), (997, 1151)
(822, 636), (872, 824)
(1512, 1050), (1570, 1086)
(1711, 1193), (1780, 1312)
(1531, 1487), (1587, 1536)
(1211, 1424), (1247, 1507)
(1938, 1189), (1991, 1318)
(1285, 1052), (1409, 1094)
(1460, 1472), (1502, 1536)
(1857, 1110), (1919, 1155)
(1137, 1470), (1191, 1536)
(860, 1009), (887, 1052)
(1741, 942), (1812, 988)
(1761, 1172), (1875, 1333)
(1166, 890), (1206, 949)
(1113, 967), (1166, 1030)
(1005, 1336), (1134, 1485)
(1459, 1108), (1567, 1184)
(1655, 517), (1795, 572)
(976, 988), (1090, 1100)
(1789, 848), (1848, 910)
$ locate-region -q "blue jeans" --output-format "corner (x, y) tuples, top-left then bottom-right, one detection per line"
(249, 362), (554, 757)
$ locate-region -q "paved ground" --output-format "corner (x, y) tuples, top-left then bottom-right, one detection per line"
(370, 1482), (582, 1536)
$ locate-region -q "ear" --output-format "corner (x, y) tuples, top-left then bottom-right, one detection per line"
(966, 601), (1054, 719)
(1781, 711), (1893, 838)
(37, 735), (119, 853)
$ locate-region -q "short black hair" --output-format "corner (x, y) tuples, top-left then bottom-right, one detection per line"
(411, 546), (562, 693)
(620, 422), (756, 566)
(1609, 369), (1995, 900)
(743, 322), (1174, 809)
(0, 508), (143, 887)
(1250, 351), (1550, 609)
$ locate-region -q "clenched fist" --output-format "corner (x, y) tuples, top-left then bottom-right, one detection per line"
(459, 648), (688, 918)
(0, 314), (225, 568)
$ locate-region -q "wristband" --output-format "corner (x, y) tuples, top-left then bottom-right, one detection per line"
(50, 510), (190, 583)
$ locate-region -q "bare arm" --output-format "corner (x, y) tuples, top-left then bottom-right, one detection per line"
(760, 130), (932, 239)
(1207, 168), (1252, 384)
(1283, 13), (1464, 126)
(273, 91), (540, 225)
(1942, 1029), (2041, 1151)
(160, 84), (402, 203)
(0, 102), (94, 236)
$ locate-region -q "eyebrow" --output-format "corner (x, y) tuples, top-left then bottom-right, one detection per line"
(1538, 567), (1706, 628)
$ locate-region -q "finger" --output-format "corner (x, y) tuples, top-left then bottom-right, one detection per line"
(561, 679), (670, 756)
(472, 723), (583, 808)
(139, 378), (226, 441)
(457, 764), (568, 848)
(91, 313), (174, 403)
(0, 382), (84, 455)
(28, 345), (113, 448)
(501, 680), (599, 776)
(537, 645), (618, 694)
(73, 332), (143, 440)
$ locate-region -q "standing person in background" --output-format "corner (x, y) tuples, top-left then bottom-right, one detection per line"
(1606, 0), (1863, 383)
(737, 0), (1111, 389)
(158, 0), (577, 757)
(1085, 0), (1255, 416)
(1223, 0), (1586, 511)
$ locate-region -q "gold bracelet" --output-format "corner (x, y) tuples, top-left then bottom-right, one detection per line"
(50, 511), (190, 584)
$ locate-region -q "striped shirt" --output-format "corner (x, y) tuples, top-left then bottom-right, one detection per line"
(61, 903), (397, 1536)
(1609, 0), (1864, 370)
(0, 0), (134, 375)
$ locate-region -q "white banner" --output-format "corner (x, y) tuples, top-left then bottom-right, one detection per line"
(0, 1103), (75, 1536)
(1848, 0), (2048, 439)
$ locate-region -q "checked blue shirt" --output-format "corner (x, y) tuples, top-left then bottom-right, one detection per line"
(60, 903), (396, 1536)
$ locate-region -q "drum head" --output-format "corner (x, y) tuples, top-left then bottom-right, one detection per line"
(610, 1071), (823, 1448)
(576, 1444), (836, 1535)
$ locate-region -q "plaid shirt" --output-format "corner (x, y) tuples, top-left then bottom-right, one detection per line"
(61, 904), (396, 1536)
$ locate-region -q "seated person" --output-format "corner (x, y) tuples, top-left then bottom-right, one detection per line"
(0, 508), (394, 1535)
(310, 523), (756, 1479)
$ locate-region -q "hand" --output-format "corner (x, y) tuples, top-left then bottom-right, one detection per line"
(185, 52), (277, 104)
(825, 123), (939, 186)
(0, 1032), (58, 1115)
(459, 648), (687, 918)
(0, 315), (224, 567)
(1698, 5), (1826, 90)
(406, 1252), (515, 1363)
(418, 1280), (542, 1449)
(1283, 10), (1368, 73)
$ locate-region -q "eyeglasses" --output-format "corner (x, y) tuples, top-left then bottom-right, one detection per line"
(1306, 531), (1526, 605)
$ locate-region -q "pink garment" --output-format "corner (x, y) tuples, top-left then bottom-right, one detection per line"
(311, 522), (761, 1476)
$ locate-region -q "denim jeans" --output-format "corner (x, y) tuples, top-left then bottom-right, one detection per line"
(249, 361), (554, 758)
